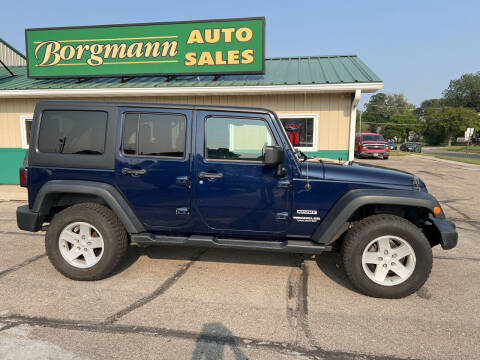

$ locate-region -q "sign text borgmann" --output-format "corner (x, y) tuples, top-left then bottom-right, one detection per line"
(25, 18), (265, 78)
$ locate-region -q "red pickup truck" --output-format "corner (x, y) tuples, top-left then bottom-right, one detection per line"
(355, 133), (390, 160)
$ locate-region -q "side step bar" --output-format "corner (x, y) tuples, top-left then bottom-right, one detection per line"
(131, 234), (325, 254)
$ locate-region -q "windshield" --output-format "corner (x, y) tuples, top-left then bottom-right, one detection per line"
(361, 135), (384, 142)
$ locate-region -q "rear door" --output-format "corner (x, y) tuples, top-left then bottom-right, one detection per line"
(193, 110), (292, 237)
(115, 107), (192, 230)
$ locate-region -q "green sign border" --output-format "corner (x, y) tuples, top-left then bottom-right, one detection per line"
(25, 17), (265, 79)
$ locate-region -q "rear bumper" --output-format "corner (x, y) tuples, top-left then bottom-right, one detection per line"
(16, 205), (43, 232)
(430, 215), (458, 250)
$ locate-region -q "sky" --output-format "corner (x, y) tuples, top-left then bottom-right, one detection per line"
(1, 0), (479, 108)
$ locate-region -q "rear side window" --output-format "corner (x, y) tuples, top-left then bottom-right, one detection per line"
(38, 110), (107, 154)
(122, 113), (186, 158)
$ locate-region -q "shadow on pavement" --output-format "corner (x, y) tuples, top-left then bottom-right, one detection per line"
(142, 245), (300, 267)
(314, 252), (357, 293)
(192, 322), (247, 360)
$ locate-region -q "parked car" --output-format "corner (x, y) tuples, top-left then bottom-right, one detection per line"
(17, 100), (457, 299)
(387, 141), (397, 150)
(400, 142), (422, 152)
(355, 133), (390, 159)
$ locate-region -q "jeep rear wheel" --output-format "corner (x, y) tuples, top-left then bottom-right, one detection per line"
(45, 203), (128, 280)
(342, 214), (432, 298)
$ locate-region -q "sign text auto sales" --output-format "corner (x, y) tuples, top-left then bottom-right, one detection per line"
(25, 18), (264, 78)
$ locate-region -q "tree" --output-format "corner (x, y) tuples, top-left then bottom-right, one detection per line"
(443, 72), (480, 111)
(363, 93), (416, 129)
(415, 98), (447, 119)
(424, 106), (479, 146)
(382, 112), (423, 140)
(362, 93), (419, 140)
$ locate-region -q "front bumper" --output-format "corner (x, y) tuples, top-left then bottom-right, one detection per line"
(429, 214), (458, 250)
(359, 150), (389, 157)
(17, 205), (43, 232)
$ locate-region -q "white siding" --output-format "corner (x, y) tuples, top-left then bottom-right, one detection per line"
(0, 40), (26, 66)
(0, 93), (352, 150)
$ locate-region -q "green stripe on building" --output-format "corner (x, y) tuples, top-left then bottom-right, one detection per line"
(0, 148), (27, 184)
(305, 150), (349, 161)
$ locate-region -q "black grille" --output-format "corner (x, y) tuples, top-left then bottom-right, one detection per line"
(364, 144), (386, 150)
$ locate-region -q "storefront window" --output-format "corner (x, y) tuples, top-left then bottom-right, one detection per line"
(20, 116), (33, 149)
(279, 116), (316, 150)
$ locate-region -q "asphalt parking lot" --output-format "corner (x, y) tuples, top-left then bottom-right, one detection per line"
(0, 155), (479, 360)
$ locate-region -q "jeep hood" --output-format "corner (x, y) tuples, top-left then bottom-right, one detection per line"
(299, 161), (424, 189)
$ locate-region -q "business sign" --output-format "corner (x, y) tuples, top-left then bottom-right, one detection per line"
(25, 17), (265, 79)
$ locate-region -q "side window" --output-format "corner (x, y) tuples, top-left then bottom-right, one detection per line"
(122, 114), (138, 155)
(38, 110), (107, 154)
(205, 117), (275, 161)
(122, 113), (186, 158)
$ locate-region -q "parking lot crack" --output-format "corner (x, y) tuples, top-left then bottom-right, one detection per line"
(434, 255), (480, 262)
(0, 230), (45, 238)
(0, 322), (20, 332)
(286, 257), (322, 351)
(0, 314), (415, 360)
(103, 248), (207, 324)
(0, 253), (47, 279)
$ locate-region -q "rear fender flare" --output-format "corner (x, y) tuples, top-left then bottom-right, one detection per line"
(33, 180), (145, 234)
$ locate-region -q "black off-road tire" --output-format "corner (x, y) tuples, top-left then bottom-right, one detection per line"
(45, 203), (128, 281)
(341, 214), (432, 298)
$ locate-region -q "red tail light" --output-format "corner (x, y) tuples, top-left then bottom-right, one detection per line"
(19, 168), (26, 187)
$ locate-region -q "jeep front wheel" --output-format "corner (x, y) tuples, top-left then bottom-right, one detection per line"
(342, 214), (432, 298)
(45, 203), (128, 280)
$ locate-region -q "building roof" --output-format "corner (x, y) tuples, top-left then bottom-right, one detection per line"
(0, 38), (26, 67)
(0, 55), (382, 97)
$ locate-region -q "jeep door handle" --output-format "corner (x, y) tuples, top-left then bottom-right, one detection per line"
(122, 168), (147, 176)
(198, 171), (223, 179)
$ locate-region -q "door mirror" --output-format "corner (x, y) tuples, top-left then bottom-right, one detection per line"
(264, 146), (284, 165)
(263, 146), (287, 177)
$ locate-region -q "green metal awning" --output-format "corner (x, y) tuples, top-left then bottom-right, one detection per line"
(0, 55), (381, 92)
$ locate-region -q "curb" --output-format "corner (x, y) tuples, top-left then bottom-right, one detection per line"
(414, 155), (480, 169)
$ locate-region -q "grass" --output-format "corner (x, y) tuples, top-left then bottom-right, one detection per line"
(427, 145), (480, 153)
(433, 155), (480, 165)
(389, 150), (412, 156)
(388, 151), (480, 165)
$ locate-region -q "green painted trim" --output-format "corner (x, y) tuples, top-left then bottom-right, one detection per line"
(0, 148), (27, 184)
(0, 147), (348, 184)
(305, 150), (348, 161)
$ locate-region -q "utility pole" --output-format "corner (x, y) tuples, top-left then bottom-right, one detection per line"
(359, 111), (362, 133)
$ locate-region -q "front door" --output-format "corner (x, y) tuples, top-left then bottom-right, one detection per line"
(194, 110), (291, 237)
(115, 108), (192, 230)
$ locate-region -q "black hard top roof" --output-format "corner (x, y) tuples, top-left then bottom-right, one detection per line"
(35, 100), (274, 115)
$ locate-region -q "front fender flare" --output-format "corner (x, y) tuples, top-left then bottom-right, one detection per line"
(312, 189), (443, 245)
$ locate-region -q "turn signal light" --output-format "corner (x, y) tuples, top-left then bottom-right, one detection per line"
(433, 206), (441, 215)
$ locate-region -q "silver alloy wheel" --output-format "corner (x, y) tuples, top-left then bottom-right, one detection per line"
(58, 222), (104, 269)
(361, 235), (416, 286)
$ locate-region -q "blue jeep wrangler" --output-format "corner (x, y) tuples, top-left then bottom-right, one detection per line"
(17, 100), (457, 298)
